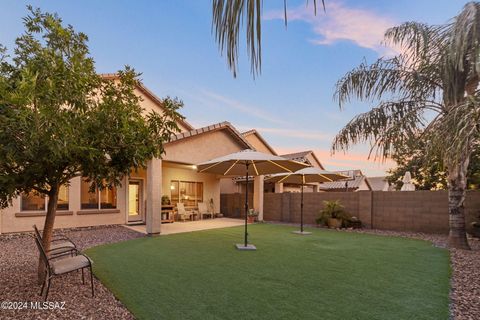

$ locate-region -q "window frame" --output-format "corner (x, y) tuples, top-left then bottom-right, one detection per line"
(170, 180), (204, 207)
(80, 179), (117, 211)
(20, 185), (70, 212)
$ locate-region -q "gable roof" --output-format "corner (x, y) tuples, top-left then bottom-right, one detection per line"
(320, 170), (371, 191)
(168, 121), (253, 149)
(241, 129), (277, 155)
(100, 73), (194, 131)
(280, 150), (325, 169)
(366, 176), (390, 191)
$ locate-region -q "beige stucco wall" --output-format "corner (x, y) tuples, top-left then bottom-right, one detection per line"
(162, 163), (220, 213)
(135, 88), (191, 132)
(0, 176), (127, 234)
(164, 130), (247, 164)
(243, 133), (274, 155)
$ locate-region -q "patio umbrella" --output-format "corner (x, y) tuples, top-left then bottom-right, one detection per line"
(401, 171), (416, 191)
(266, 168), (349, 235)
(197, 149), (309, 250)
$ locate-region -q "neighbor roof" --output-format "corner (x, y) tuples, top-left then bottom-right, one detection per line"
(320, 170), (371, 190)
(168, 121), (253, 149)
(280, 150), (325, 169)
(367, 176), (390, 191)
(100, 73), (194, 131)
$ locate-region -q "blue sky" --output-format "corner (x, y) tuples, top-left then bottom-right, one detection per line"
(0, 0), (470, 175)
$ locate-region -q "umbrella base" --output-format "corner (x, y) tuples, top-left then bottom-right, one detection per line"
(235, 244), (257, 250)
(292, 230), (312, 235)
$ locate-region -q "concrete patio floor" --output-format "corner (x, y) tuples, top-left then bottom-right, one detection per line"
(123, 218), (245, 235)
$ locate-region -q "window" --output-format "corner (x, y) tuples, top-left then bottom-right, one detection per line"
(170, 180), (203, 207)
(81, 179), (117, 210)
(21, 192), (45, 211)
(21, 185), (69, 211)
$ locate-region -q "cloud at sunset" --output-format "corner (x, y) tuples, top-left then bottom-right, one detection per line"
(264, 1), (399, 56)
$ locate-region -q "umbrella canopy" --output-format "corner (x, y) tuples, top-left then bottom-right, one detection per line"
(266, 167), (349, 184)
(266, 168), (348, 234)
(197, 149), (309, 176)
(197, 149), (309, 249)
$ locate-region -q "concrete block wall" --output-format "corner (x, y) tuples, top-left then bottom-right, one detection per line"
(222, 190), (480, 234)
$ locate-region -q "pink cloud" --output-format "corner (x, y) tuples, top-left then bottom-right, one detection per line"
(264, 2), (400, 56)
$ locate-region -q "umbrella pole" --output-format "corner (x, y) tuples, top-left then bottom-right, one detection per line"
(300, 183), (304, 233)
(244, 162), (249, 247)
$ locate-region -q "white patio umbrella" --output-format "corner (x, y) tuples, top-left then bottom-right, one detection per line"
(266, 168), (349, 234)
(401, 171), (416, 191)
(197, 149), (309, 250)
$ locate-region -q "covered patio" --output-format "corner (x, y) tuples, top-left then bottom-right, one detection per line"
(124, 217), (244, 235)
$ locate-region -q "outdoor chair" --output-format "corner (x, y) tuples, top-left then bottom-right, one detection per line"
(33, 234), (94, 301)
(198, 202), (213, 219)
(176, 203), (195, 222)
(33, 225), (77, 258)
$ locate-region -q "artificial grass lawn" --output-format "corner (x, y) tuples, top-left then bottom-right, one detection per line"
(86, 224), (450, 320)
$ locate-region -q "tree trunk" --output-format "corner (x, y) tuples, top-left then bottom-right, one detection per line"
(447, 156), (471, 250)
(37, 184), (60, 284)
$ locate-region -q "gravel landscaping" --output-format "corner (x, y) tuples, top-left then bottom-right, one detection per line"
(0, 225), (144, 319)
(0, 223), (479, 319)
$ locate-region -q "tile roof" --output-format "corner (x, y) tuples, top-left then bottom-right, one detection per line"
(319, 170), (370, 190)
(168, 121), (253, 149)
(366, 176), (390, 191)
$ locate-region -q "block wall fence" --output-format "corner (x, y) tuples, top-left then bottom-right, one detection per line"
(221, 191), (480, 234)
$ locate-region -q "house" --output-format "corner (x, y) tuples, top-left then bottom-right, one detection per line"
(367, 176), (390, 191)
(277, 150), (326, 193)
(319, 170), (372, 192)
(0, 77), (263, 234)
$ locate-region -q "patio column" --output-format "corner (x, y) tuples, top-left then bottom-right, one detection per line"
(146, 157), (162, 235)
(274, 183), (283, 193)
(313, 184), (319, 192)
(254, 175), (264, 221)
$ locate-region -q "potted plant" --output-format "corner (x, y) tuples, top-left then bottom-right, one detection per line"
(161, 195), (171, 206)
(247, 209), (258, 223)
(318, 200), (350, 229)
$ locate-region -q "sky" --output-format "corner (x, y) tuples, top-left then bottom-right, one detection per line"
(0, 0), (471, 176)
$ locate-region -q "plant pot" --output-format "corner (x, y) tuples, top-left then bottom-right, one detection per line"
(328, 218), (342, 229)
(247, 216), (256, 223)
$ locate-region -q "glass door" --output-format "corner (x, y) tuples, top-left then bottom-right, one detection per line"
(128, 180), (144, 223)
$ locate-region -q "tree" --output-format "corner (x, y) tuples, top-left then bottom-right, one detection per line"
(0, 7), (183, 281)
(212, 0), (324, 77)
(332, 2), (480, 249)
(387, 140), (480, 190)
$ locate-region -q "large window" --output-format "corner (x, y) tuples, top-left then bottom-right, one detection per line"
(81, 179), (117, 210)
(170, 180), (203, 207)
(21, 185), (69, 211)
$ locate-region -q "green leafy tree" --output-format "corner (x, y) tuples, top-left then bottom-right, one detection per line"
(387, 141), (480, 191)
(332, 2), (480, 249)
(0, 7), (183, 280)
(212, 0), (324, 77)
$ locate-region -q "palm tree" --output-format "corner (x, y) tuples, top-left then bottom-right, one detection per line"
(212, 0), (324, 77)
(332, 2), (480, 249)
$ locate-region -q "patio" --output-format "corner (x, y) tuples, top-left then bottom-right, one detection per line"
(124, 217), (245, 235)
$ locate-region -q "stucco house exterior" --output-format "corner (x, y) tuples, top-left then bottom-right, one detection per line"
(0, 78), (261, 234)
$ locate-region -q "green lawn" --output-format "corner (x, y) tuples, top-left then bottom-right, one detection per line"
(86, 224), (450, 320)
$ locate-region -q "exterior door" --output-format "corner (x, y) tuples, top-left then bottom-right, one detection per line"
(128, 180), (144, 223)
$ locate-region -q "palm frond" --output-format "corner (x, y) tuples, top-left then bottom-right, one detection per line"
(212, 0), (323, 77)
(334, 57), (441, 109)
(332, 100), (435, 159)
